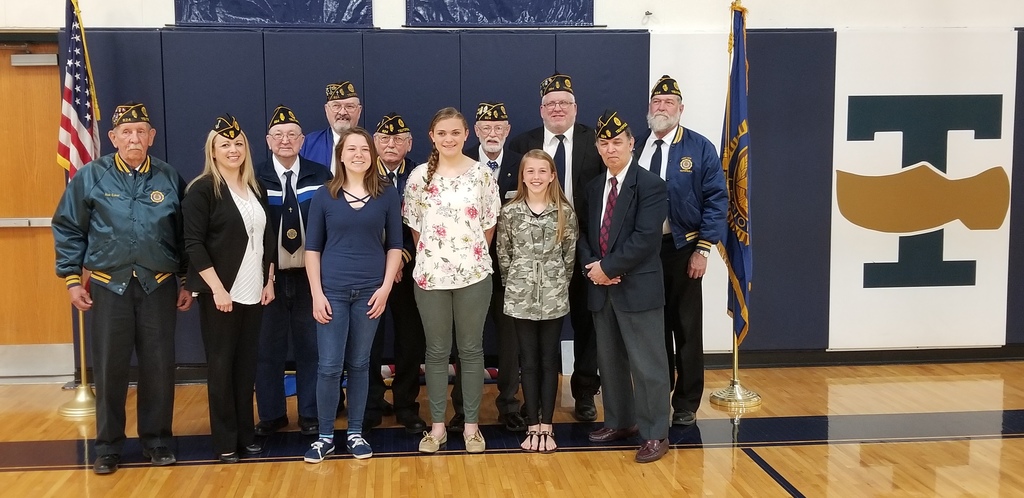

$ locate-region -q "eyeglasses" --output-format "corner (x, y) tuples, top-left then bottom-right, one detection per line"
(375, 135), (409, 146)
(269, 132), (301, 142)
(477, 125), (507, 135)
(327, 102), (360, 113)
(542, 100), (575, 110)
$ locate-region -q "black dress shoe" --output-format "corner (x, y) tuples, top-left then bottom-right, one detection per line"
(499, 412), (528, 432)
(299, 417), (319, 436)
(382, 400), (395, 416)
(588, 425), (639, 443)
(218, 452), (240, 464)
(93, 454), (119, 475)
(672, 409), (696, 426)
(396, 412), (427, 434)
(254, 416), (288, 437)
(142, 446), (176, 466)
(240, 442), (264, 454)
(447, 413), (465, 433)
(573, 396), (598, 422)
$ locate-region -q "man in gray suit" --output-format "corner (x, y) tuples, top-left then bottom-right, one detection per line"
(578, 110), (671, 464)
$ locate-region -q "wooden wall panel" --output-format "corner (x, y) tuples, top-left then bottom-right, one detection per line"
(0, 42), (73, 345)
(0, 228), (72, 345)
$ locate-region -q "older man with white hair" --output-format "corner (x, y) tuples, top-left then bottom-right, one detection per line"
(633, 75), (727, 428)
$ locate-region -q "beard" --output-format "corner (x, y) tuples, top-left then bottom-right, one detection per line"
(482, 140), (504, 155)
(647, 112), (679, 134)
(331, 119), (353, 133)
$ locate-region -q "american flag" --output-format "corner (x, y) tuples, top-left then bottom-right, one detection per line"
(56, 0), (100, 180)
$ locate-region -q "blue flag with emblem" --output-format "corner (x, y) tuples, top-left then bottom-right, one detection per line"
(719, 1), (752, 344)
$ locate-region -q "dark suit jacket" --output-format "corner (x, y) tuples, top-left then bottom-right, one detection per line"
(183, 176), (277, 294)
(254, 156), (333, 241)
(377, 157), (418, 264)
(508, 123), (604, 208)
(464, 144), (522, 284)
(577, 162), (668, 313)
(463, 143), (522, 203)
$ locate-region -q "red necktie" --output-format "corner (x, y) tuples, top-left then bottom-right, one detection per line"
(599, 177), (618, 257)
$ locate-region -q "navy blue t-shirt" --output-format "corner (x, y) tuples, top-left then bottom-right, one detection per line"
(305, 186), (403, 292)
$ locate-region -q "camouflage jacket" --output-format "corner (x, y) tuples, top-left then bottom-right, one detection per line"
(496, 200), (578, 320)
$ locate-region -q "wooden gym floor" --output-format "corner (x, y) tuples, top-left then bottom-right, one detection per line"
(2, 361), (1024, 496)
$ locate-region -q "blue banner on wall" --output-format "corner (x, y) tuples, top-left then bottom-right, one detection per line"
(175, 0), (373, 27)
(407, 0), (593, 27)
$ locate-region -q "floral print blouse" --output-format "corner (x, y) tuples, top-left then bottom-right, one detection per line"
(403, 161), (501, 290)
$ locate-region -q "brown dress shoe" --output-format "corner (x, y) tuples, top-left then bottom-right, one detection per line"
(588, 425), (640, 443)
(635, 438), (670, 463)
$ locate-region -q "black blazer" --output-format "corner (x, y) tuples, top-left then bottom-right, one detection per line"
(183, 175), (276, 294)
(508, 123), (604, 208)
(463, 143), (522, 203)
(577, 162), (668, 313)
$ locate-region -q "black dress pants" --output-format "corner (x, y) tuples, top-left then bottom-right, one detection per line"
(91, 278), (177, 456)
(661, 237), (705, 413)
(198, 294), (262, 455)
(367, 262), (426, 419)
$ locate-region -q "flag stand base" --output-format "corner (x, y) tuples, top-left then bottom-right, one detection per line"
(710, 379), (762, 409)
(59, 384), (96, 418)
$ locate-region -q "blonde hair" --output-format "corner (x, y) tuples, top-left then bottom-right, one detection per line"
(190, 129), (261, 199)
(511, 149), (573, 243)
(424, 107), (469, 186)
(326, 127), (384, 199)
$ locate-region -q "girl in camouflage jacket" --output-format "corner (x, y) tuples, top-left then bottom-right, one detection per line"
(496, 149), (578, 453)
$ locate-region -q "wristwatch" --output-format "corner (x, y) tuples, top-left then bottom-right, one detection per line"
(696, 248), (710, 258)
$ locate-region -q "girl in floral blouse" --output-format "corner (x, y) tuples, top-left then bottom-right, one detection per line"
(403, 107), (501, 454)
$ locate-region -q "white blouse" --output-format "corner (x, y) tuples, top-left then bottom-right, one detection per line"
(228, 187), (266, 305)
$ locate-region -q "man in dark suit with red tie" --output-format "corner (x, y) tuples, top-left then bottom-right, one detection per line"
(579, 110), (671, 464)
(508, 73), (604, 422)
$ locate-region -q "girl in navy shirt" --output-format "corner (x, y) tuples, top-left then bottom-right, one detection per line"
(303, 127), (403, 462)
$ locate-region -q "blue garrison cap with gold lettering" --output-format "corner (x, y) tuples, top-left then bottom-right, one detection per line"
(596, 109), (629, 139)
(213, 114), (242, 139)
(111, 101), (150, 127)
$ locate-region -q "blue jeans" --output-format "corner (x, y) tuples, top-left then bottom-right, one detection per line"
(256, 269), (318, 422)
(315, 287), (380, 436)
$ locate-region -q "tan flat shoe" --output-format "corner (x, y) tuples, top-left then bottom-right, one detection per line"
(418, 431), (447, 454)
(464, 431), (486, 453)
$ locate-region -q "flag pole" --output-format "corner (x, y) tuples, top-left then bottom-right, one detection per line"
(710, 0), (761, 410)
(59, 308), (96, 417)
(709, 334), (761, 408)
(57, 0), (98, 418)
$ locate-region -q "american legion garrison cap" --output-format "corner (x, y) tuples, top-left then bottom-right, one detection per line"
(111, 101), (150, 127)
(596, 109), (629, 139)
(376, 112), (411, 135)
(651, 75), (682, 98)
(475, 102), (508, 122)
(326, 80), (358, 102)
(269, 104), (300, 130)
(213, 114), (242, 139)
(540, 73), (573, 96)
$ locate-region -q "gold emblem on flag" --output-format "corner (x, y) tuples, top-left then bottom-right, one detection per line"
(150, 190), (165, 203)
(680, 157), (693, 172)
(286, 228), (298, 240)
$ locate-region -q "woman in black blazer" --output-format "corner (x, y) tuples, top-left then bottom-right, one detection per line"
(183, 115), (277, 463)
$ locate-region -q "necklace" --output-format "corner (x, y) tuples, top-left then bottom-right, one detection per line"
(234, 188), (256, 249)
